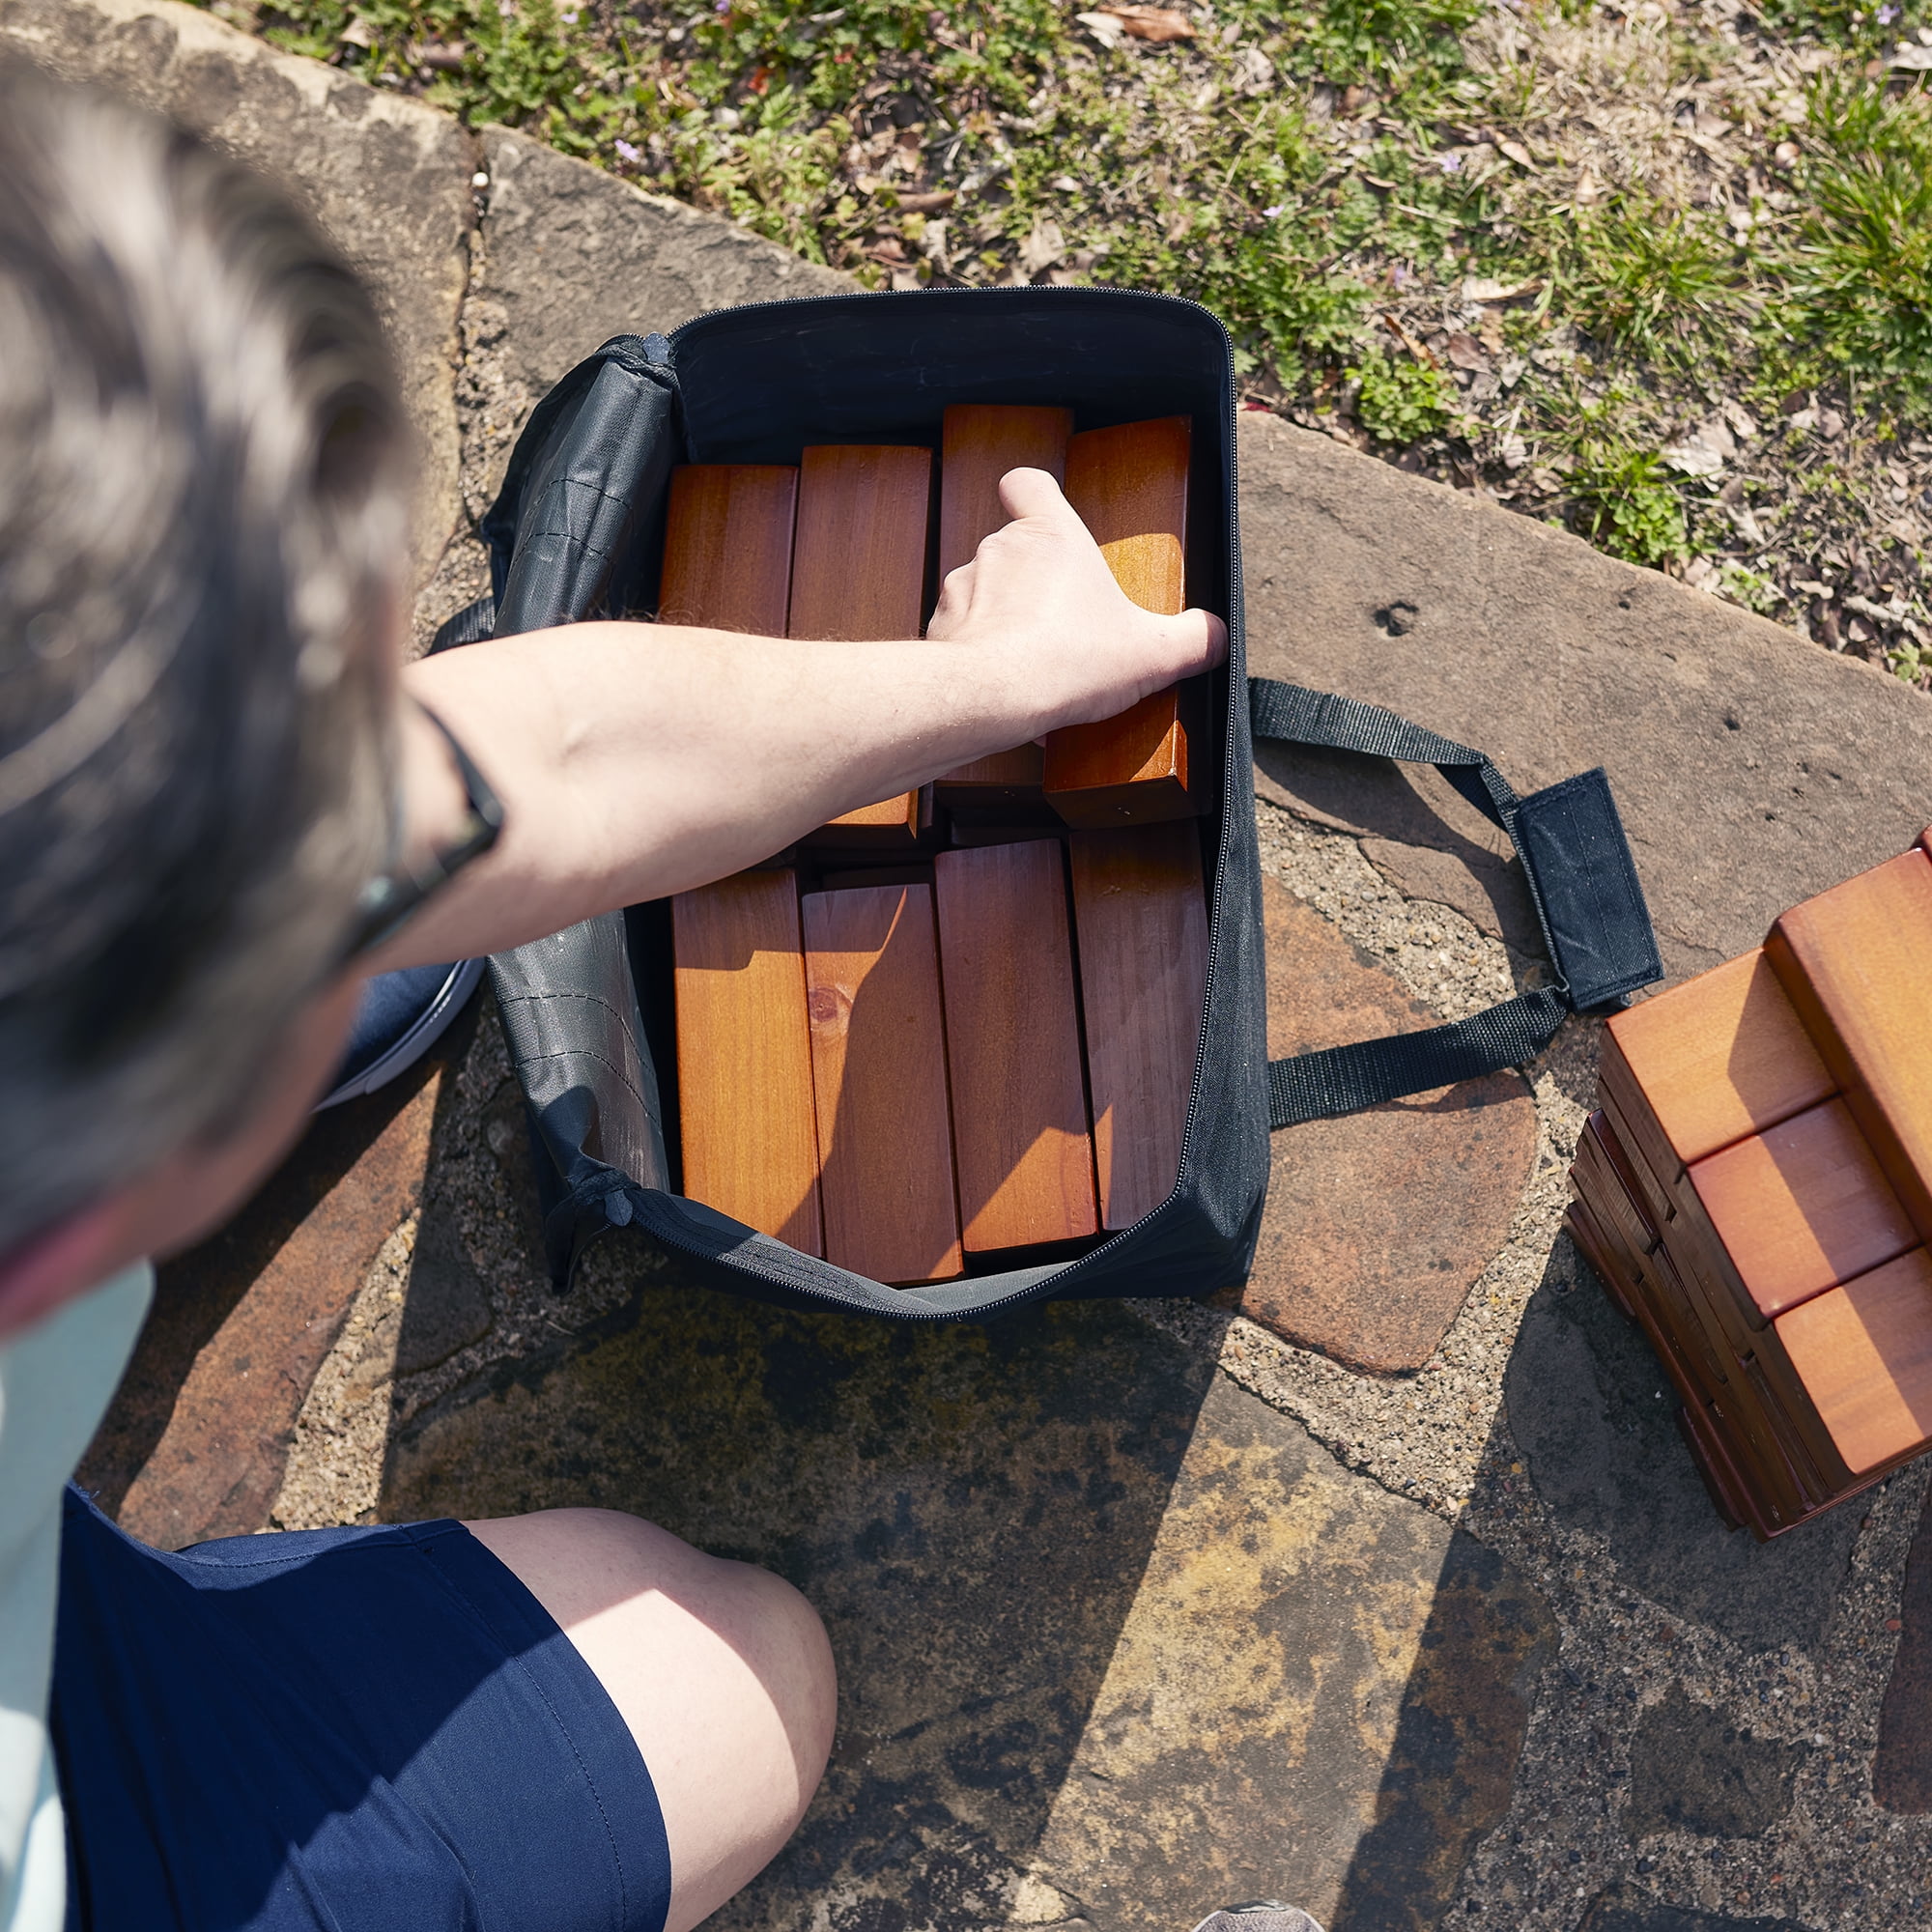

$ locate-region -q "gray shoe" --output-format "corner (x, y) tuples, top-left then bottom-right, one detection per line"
(1189, 1907), (1324, 1932)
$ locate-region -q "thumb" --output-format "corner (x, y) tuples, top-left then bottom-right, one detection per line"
(1157, 605), (1230, 677)
(996, 465), (1082, 527)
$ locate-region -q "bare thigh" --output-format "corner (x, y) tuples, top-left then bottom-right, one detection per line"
(465, 1508), (836, 1932)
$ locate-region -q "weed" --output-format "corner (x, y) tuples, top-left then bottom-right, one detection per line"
(1570, 444), (1689, 567)
(1778, 76), (1932, 406)
(1348, 351), (1460, 443)
(1562, 199), (1741, 367)
(1714, 559), (1785, 614)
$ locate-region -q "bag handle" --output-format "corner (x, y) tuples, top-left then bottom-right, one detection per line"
(1249, 678), (1662, 1129)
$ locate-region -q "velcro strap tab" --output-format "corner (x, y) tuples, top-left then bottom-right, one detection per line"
(1513, 768), (1662, 1012)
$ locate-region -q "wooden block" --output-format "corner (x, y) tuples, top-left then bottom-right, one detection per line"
(657, 465), (796, 635)
(1685, 1095), (1919, 1325)
(672, 870), (822, 1253)
(938, 403), (1072, 577)
(1778, 1247), (1932, 1475)
(1675, 1394), (1761, 1538)
(802, 884), (963, 1285)
(1768, 847), (1932, 1246)
(1596, 1073), (1682, 1237)
(1601, 950), (1836, 1180)
(934, 839), (1098, 1251)
(802, 787), (929, 849)
(935, 407), (1070, 799)
(1571, 1169), (1807, 1529)
(1044, 416), (1197, 829)
(790, 443), (932, 842)
(817, 866), (934, 893)
(1070, 824), (1209, 1230)
(933, 744), (1048, 819)
(948, 819), (1068, 850)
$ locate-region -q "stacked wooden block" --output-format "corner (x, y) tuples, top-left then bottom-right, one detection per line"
(1569, 834), (1932, 1536)
(665, 406), (1212, 1284)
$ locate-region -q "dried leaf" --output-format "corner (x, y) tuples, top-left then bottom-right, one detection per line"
(1074, 10), (1126, 47)
(1718, 398), (1757, 440)
(1462, 275), (1543, 304)
(1018, 214), (1066, 275)
(1098, 4), (1197, 43)
(1662, 437), (1726, 477)
(1442, 331), (1489, 372)
(895, 190), (956, 213)
(1497, 138), (1537, 169)
(1891, 42), (1932, 69)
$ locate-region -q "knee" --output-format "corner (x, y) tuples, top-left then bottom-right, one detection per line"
(498, 1507), (836, 1814)
(715, 1555), (838, 1812)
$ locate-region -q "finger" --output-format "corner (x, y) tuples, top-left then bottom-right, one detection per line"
(1159, 607), (1229, 675)
(995, 466), (1080, 526)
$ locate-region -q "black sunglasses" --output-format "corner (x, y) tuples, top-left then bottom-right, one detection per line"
(333, 701), (504, 970)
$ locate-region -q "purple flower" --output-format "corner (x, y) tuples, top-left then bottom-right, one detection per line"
(1263, 203), (1285, 217)
(1438, 153), (1463, 172)
(715, 0), (731, 13)
(1390, 263), (1408, 287)
(1879, 4), (1900, 21)
(615, 138), (642, 164)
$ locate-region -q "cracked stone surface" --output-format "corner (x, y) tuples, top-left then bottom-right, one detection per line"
(0, 0), (472, 584)
(42, 13), (1932, 1928)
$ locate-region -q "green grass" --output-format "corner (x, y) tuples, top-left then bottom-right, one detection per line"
(216, 0), (1932, 681)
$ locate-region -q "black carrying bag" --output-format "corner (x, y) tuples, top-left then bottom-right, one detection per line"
(439, 289), (1661, 1321)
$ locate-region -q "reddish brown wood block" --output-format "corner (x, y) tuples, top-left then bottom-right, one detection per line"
(1070, 823), (1209, 1230)
(657, 464), (797, 635)
(1570, 1134), (1812, 1531)
(1044, 416), (1197, 829)
(1778, 1246), (1932, 1475)
(938, 403), (1072, 577)
(933, 744), (1048, 818)
(790, 443), (932, 843)
(672, 870), (822, 1254)
(934, 839), (1098, 1252)
(1686, 1095), (1918, 1325)
(802, 884), (963, 1285)
(934, 408), (1070, 802)
(1600, 950), (1836, 1184)
(1768, 847), (1932, 1246)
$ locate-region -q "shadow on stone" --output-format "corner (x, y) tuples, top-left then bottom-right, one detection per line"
(1326, 1525), (1556, 1932)
(1575, 1881), (1815, 1931)
(79, 1001), (479, 1532)
(1874, 1481), (1932, 1814)
(1252, 742), (1543, 959)
(1505, 1235), (1861, 1654)
(379, 1276), (1551, 1932)
(1624, 1683), (1807, 1841)
(381, 1286), (1213, 1929)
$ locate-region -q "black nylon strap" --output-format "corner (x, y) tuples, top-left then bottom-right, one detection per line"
(1251, 677), (1576, 1128)
(1266, 988), (1570, 1126)
(1249, 678), (1522, 835)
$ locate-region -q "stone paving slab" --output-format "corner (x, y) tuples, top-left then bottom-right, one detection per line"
(0, 0), (472, 584)
(384, 1282), (1551, 1932)
(1236, 878), (1537, 1373)
(76, 1044), (454, 1547)
(1238, 413), (1932, 980)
